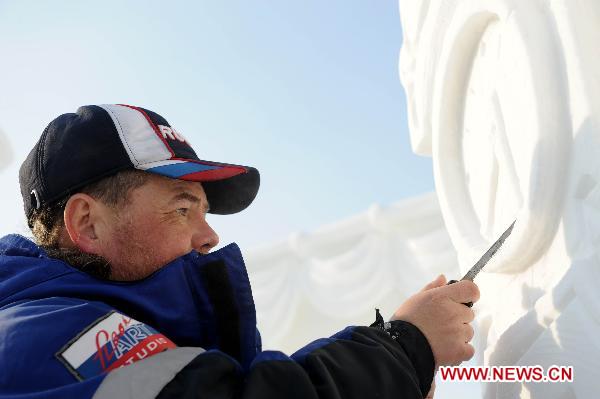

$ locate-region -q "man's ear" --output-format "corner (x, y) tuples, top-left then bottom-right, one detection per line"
(63, 193), (103, 253)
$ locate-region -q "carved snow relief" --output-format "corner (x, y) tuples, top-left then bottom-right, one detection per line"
(400, 0), (600, 397)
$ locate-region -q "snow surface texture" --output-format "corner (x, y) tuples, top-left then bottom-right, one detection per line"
(0, 128), (12, 170)
(245, 193), (460, 353)
(400, 0), (600, 397)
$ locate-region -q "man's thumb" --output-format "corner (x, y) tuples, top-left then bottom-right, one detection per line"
(421, 274), (447, 291)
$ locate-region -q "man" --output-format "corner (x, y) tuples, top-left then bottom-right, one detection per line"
(0, 105), (479, 398)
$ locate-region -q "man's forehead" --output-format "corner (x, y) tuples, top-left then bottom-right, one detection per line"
(137, 173), (209, 211)
(165, 179), (209, 206)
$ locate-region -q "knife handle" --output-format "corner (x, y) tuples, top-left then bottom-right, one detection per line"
(447, 279), (473, 307)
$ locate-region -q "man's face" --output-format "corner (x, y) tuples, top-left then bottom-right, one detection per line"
(97, 175), (219, 281)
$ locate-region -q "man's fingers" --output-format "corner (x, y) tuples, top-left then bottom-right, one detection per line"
(457, 305), (475, 323)
(463, 323), (474, 343)
(453, 343), (475, 365)
(394, 277), (479, 367)
(421, 274), (447, 292)
(462, 343), (475, 361)
(446, 280), (480, 304)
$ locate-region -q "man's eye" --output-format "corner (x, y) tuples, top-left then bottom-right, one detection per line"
(176, 208), (189, 216)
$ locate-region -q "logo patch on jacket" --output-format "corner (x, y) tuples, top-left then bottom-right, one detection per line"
(56, 311), (177, 380)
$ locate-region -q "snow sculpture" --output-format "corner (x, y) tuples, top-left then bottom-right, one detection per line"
(245, 193), (459, 354)
(0, 128), (11, 171)
(400, 0), (600, 397)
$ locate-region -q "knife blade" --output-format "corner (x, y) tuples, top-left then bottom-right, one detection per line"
(447, 220), (516, 306)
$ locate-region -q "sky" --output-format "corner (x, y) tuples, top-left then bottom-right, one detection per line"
(0, 2), (486, 396)
(0, 0), (435, 249)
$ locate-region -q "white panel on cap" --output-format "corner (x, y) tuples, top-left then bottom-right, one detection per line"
(98, 104), (171, 167)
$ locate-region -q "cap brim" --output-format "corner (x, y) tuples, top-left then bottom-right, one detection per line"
(143, 160), (260, 215)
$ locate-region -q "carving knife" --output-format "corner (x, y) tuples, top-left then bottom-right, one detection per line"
(447, 220), (516, 307)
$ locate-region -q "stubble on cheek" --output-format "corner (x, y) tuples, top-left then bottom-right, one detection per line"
(108, 217), (165, 281)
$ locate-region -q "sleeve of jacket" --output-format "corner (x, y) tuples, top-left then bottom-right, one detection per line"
(93, 321), (435, 399)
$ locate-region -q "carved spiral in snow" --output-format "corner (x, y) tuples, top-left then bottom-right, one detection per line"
(400, 0), (571, 274)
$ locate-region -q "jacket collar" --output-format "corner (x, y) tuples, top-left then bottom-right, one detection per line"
(0, 234), (260, 370)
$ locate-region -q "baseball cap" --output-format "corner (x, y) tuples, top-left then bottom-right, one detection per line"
(19, 104), (260, 220)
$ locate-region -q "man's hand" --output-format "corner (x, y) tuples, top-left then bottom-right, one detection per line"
(391, 274), (479, 367)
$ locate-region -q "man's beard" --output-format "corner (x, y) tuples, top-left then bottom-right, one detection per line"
(44, 246), (112, 279)
(43, 242), (159, 281)
(44, 220), (164, 281)
(43, 212), (169, 281)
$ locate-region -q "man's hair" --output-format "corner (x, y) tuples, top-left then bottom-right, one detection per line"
(28, 169), (151, 278)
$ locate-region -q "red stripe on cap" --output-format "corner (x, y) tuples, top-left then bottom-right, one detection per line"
(179, 167), (246, 182)
(118, 104), (176, 158)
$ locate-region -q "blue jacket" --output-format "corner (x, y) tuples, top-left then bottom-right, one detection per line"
(0, 234), (434, 399)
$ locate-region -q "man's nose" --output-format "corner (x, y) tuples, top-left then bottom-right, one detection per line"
(192, 218), (220, 254)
